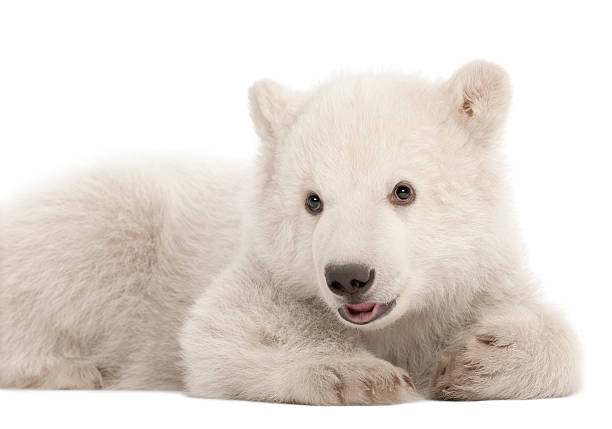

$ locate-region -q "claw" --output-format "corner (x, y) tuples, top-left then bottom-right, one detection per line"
(476, 334), (497, 345)
(402, 375), (416, 391)
(333, 383), (343, 396)
(393, 376), (401, 387)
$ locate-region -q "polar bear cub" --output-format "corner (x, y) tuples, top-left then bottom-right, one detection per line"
(0, 61), (579, 403)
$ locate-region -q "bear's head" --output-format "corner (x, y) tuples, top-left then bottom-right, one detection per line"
(247, 61), (519, 330)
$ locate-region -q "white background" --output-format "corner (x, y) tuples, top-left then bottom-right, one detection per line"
(1, 1), (610, 428)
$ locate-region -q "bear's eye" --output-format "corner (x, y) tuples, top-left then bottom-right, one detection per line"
(390, 182), (416, 205)
(305, 192), (323, 215)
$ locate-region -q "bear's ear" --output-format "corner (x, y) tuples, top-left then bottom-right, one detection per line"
(249, 79), (304, 144)
(447, 60), (512, 143)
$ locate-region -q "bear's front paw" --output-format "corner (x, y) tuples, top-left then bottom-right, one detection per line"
(430, 332), (522, 400)
(287, 357), (419, 405)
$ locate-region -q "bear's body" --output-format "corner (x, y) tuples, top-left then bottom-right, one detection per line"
(0, 62), (579, 403)
(0, 160), (245, 389)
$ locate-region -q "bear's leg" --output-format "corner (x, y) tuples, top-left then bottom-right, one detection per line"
(430, 304), (580, 400)
(180, 267), (420, 405)
(1, 356), (103, 389)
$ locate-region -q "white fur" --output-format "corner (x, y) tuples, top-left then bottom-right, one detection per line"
(0, 61), (580, 403)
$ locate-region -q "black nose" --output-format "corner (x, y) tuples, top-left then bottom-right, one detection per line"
(325, 264), (375, 296)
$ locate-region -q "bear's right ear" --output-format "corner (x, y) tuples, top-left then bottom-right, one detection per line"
(248, 79), (304, 144)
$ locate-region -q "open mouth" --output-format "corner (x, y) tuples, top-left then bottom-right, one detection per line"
(338, 299), (396, 325)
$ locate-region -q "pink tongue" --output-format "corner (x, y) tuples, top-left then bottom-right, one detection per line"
(346, 302), (376, 312)
(344, 302), (378, 323)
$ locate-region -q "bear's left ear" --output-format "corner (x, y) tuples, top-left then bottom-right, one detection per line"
(447, 60), (512, 143)
(248, 79), (305, 144)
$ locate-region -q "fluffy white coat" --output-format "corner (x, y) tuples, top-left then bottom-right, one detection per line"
(0, 61), (580, 403)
